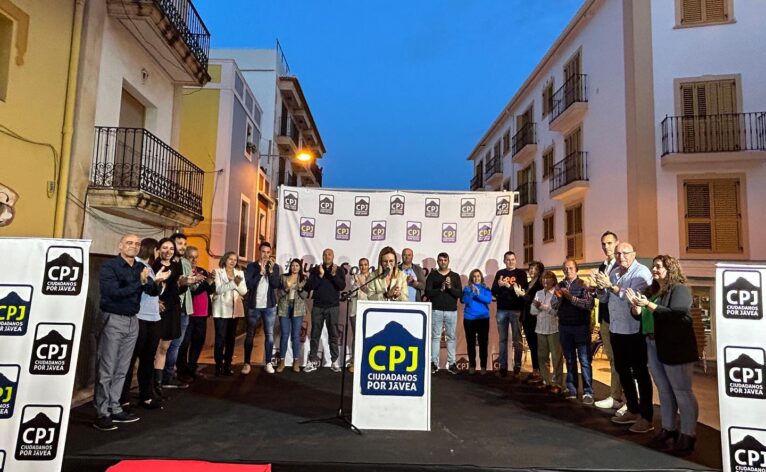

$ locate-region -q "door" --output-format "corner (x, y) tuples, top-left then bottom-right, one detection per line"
(115, 89), (146, 187)
(680, 79), (738, 152)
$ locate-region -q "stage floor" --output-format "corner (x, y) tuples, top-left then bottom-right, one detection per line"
(64, 365), (722, 472)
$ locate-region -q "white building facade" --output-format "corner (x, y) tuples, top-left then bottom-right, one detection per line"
(468, 0), (766, 359)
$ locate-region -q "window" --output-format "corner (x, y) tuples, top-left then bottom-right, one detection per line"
(238, 197), (250, 259)
(245, 120), (255, 160)
(493, 141), (501, 162)
(542, 146), (554, 180)
(543, 213), (554, 243)
(516, 163), (535, 189)
(684, 178), (742, 253)
(502, 130), (511, 155)
(565, 204), (583, 259)
(565, 127), (582, 156)
(542, 80), (554, 118)
(523, 222), (534, 264)
(680, 0), (729, 26)
(678, 78), (739, 152)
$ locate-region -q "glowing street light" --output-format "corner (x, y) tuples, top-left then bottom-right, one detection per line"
(296, 149), (313, 162)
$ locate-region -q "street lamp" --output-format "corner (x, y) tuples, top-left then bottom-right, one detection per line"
(296, 148), (313, 162)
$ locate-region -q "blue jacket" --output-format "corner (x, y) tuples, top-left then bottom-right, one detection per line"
(461, 284), (492, 320)
(245, 261), (282, 309)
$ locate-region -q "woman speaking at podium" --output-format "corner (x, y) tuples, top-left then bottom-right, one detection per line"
(368, 246), (409, 302)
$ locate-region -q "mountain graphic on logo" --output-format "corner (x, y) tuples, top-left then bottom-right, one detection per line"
(727, 353), (763, 369)
(372, 223), (386, 231)
(21, 412), (58, 430)
(0, 291), (28, 306)
(443, 225), (456, 231)
(732, 435), (766, 452)
(320, 197), (333, 204)
(0, 372), (15, 388)
(301, 219), (314, 227)
(356, 198), (369, 204)
(407, 223), (420, 231)
(726, 277), (760, 292)
(367, 321), (420, 347)
(427, 200), (438, 205)
(479, 224), (491, 231)
(391, 197), (404, 204)
(337, 222), (350, 230)
(36, 329), (70, 344)
(47, 253), (81, 267)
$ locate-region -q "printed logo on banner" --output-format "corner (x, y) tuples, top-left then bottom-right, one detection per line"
(425, 198), (440, 218)
(371, 221), (387, 241)
(460, 198), (476, 218)
(361, 309), (426, 397)
(441, 223), (457, 243)
(300, 218), (315, 238)
(725, 346), (765, 399)
(0, 284), (33, 336)
(0, 364), (20, 419)
(0, 449), (5, 471)
(406, 221), (422, 242)
(478, 222), (493, 242)
(14, 405), (62, 461)
(42, 246), (84, 296)
(456, 354), (470, 372)
(491, 353), (501, 371)
(335, 220), (351, 241)
(29, 323), (75, 375)
(319, 194), (335, 215)
(390, 195), (405, 215)
(354, 196), (370, 216)
(496, 196), (511, 216)
(723, 270), (763, 320)
(729, 427), (766, 472)
(283, 191), (299, 211)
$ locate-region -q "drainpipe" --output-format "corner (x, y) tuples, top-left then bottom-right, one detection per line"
(53, 0), (86, 237)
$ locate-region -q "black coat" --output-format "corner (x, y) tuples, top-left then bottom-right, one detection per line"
(653, 284), (699, 365)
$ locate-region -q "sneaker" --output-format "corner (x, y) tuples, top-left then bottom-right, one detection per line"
(565, 391), (577, 400)
(303, 361), (317, 373)
(628, 417), (655, 434)
(431, 362), (439, 374)
(611, 411), (640, 425)
(330, 361), (341, 373)
(241, 363), (252, 375)
(162, 378), (188, 389)
(595, 396), (623, 410)
(447, 363), (458, 375)
(93, 416), (117, 431)
(139, 399), (163, 410)
(264, 362), (275, 374)
(616, 403), (628, 416)
(347, 362), (354, 373)
(468, 367), (476, 375)
(111, 411), (140, 423)
(582, 394), (595, 406)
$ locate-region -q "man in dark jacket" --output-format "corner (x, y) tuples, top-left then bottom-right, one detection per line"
(491, 251), (528, 378)
(304, 248), (346, 372)
(244, 241), (282, 374)
(425, 252), (462, 374)
(400, 248), (426, 301)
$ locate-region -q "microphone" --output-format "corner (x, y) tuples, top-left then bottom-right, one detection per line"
(382, 267), (391, 276)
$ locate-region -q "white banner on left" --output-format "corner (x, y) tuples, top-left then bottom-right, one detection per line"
(0, 238), (91, 472)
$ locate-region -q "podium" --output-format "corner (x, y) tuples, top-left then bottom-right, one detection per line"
(351, 301), (432, 431)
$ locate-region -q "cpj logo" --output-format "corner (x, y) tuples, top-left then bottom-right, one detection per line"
(43, 246), (84, 296)
(478, 222), (492, 242)
(441, 223), (457, 243)
(390, 195), (405, 215)
(496, 196), (511, 216)
(723, 270), (762, 320)
(0, 364), (20, 419)
(725, 346), (765, 399)
(360, 309), (426, 397)
(29, 323), (75, 375)
(354, 196), (370, 216)
(729, 427), (766, 472)
(319, 194), (335, 215)
(406, 221), (422, 242)
(300, 218), (315, 238)
(371, 221), (387, 241)
(335, 220), (351, 241)
(15, 405), (62, 461)
(425, 198), (440, 218)
(460, 198), (475, 218)
(283, 190), (299, 211)
(0, 285), (33, 336)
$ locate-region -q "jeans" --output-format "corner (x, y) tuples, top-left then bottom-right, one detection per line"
(163, 313), (189, 383)
(611, 332), (653, 421)
(559, 324), (593, 396)
(600, 320), (623, 401)
(213, 317), (238, 368)
(463, 318), (489, 369)
(309, 305), (340, 363)
(187, 316), (208, 375)
(94, 311), (139, 418)
(431, 309), (457, 366)
(522, 312), (540, 370)
(245, 307), (277, 364)
(537, 332), (564, 388)
(496, 309), (522, 371)
(646, 338), (698, 435)
(279, 305), (304, 361)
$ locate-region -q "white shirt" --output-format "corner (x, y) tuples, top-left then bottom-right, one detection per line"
(530, 288), (559, 335)
(255, 275), (269, 309)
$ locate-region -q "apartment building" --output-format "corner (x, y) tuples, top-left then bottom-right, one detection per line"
(468, 0), (766, 358)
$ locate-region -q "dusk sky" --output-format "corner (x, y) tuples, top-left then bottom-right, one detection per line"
(194, 0), (584, 191)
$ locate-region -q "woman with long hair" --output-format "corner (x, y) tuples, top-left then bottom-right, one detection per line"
(276, 258), (308, 373)
(212, 251), (247, 376)
(152, 237), (185, 397)
(521, 261), (545, 384)
(627, 255), (699, 455)
(530, 270), (564, 394)
(461, 268), (492, 374)
(368, 247), (408, 301)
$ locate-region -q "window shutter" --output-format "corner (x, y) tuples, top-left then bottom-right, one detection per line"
(682, 0), (703, 24)
(705, 0), (727, 21)
(712, 180), (742, 253)
(685, 182), (712, 251)
(716, 79), (737, 114)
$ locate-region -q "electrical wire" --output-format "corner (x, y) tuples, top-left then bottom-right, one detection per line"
(0, 125), (59, 195)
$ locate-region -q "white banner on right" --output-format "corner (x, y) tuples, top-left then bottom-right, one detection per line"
(715, 263), (766, 472)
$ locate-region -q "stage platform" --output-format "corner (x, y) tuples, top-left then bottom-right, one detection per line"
(64, 365), (722, 472)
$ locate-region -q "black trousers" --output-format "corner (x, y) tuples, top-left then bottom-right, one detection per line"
(187, 316), (208, 374)
(122, 318), (161, 402)
(611, 332), (653, 421)
(214, 318), (238, 368)
(522, 312), (540, 370)
(463, 318), (489, 369)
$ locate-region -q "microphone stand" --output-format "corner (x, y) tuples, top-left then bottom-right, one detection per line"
(299, 268), (390, 434)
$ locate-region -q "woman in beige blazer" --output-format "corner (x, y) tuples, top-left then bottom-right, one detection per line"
(368, 246), (409, 302)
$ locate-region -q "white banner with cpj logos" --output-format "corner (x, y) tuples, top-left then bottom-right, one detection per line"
(716, 263), (766, 472)
(0, 238), (90, 472)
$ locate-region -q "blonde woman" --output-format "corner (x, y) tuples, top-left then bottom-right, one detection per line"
(212, 251), (247, 376)
(368, 246), (408, 301)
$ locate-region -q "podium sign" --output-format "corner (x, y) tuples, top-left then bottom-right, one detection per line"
(352, 301), (431, 431)
(716, 263), (766, 472)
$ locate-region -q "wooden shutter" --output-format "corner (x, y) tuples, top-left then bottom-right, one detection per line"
(705, 0), (727, 22)
(565, 128), (582, 156)
(685, 181), (712, 250)
(682, 0), (703, 24)
(685, 179), (742, 253)
(682, 0), (728, 25)
(712, 179), (741, 252)
(524, 223), (534, 264)
(542, 147), (554, 180)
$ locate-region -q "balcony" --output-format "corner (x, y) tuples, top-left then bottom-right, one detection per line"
(514, 181), (537, 219)
(88, 127), (204, 227)
(511, 122), (537, 165)
(470, 173), (483, 191)
(549, 74), (588, 133)
(661, 112), (766, 165)
(278, 115), (300, 153)
(550, 151), (589, 201)
(484, 156), (503, 188)
(309, 162), (323, 187)
(107, 0), (211, 85)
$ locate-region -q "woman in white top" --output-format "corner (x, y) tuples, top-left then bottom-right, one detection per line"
(530, 270), (564, 394)
(347, 258), (371, 373)
(368, 246), (408, 302)
(212, 251), (247, 376)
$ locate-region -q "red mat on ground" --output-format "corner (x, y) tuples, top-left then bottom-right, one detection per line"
(108, 460), (271, 472)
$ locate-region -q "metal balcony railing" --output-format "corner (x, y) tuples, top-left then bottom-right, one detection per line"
(470, 173), (483, 191)
(90, 127), (204, 215)
(280, 115), (300, 144)
(485, 156), (502, 179)
(661, 112), (766, 155)
(512, 122), (536, 156)
(550, 74), (588, 123)
(156, 0), (210, 70)
(550, 151), (588, 193)
(515, 181), (537, 207)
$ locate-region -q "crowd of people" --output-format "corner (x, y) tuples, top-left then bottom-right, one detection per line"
(92, 230), (700, 455)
